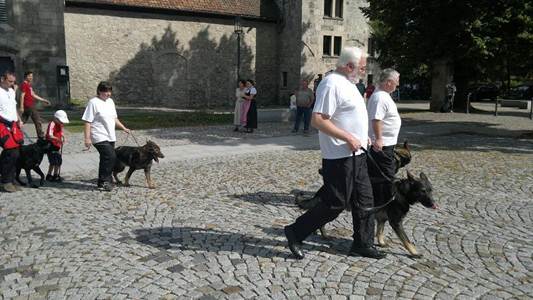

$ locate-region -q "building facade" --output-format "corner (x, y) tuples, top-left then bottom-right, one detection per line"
(0, 0), (375, 108)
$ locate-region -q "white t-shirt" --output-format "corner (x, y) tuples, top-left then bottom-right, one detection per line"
(82, 97), (118, 144)
(0, 87), (18, 122)
(313, 72), (368, 159)
(367, 89), (401, 146)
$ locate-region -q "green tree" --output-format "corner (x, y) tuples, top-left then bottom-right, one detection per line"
(362, 0), (533, 112)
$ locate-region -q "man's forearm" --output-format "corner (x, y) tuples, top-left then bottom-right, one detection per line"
(372, 120), (383, 140)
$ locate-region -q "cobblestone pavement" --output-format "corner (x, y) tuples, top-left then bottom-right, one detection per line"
(1, 103), (532, 299)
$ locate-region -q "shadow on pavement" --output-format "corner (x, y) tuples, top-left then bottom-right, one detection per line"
(133, 226), (290, 259)
(230, 191), (296, 207)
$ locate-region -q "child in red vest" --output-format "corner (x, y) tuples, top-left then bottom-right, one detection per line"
(46, 110), (69, 182)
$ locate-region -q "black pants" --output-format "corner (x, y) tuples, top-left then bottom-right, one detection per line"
(0, 148), (20, 184)
(47, 145), (62, 166)
(93, 141), (115, 185)
(367, 146), (396, 206)
(287, 154), (375, 248)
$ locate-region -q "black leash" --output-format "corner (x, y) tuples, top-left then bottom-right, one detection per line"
(352, 147), (397, 213)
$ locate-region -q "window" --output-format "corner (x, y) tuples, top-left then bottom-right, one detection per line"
(323, 36), (332, 56)
(324, 0), (332, 17)
(325, 0), (343, 18)
(334, 0), (343, 18)
(324, 36), (342, 57)
(282, 72), (288, 88)
(0, 0), (7, 23)
(333, 36), (342, 56)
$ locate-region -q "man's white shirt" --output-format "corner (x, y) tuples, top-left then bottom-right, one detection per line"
(313, 72), (368, 159)
(367, 89), (401, 146)
(0, 88), (18, 122)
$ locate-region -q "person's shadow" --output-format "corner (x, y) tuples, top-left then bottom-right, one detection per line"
(131, 225), (354, 259)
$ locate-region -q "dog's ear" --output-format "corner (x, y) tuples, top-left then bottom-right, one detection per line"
(403, 140), (410, 151)
(419, 172), (429, 182)
(406, 170), (416, 181)
(419, 172), (432, 188)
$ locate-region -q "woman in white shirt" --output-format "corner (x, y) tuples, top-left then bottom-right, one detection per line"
(233, 80), (246, 132)
(82, 81), (130, 192)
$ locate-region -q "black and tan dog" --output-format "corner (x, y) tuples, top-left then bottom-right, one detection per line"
(112, 140), (164, 189)
(15, 138), (53, 188)
(375, 170), (436, 257)
(293, 141), (412, 239)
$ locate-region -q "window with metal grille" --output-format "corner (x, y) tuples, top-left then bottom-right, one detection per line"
(0, 0), (7, 23)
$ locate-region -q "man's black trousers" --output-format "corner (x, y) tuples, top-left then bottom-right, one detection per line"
(367, 146), (396, 206)
(287, 154), (375, 248)
(0, 148), (20, 184)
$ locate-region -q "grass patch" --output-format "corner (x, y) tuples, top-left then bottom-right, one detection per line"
(65, 111), (233, 132)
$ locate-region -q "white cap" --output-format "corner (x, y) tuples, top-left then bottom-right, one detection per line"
(54, 110), (70, 124)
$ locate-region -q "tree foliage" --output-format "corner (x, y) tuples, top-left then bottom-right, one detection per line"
(362, 0), (533, 111)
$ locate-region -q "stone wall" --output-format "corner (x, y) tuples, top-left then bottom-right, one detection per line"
(64, 7), (278, 108)
(276, 0), (303, 106)
(0, 0), (66, 104)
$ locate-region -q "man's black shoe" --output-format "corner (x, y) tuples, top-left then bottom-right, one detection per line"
(284, 226), (304, 260)
(349, 246), (387, 259)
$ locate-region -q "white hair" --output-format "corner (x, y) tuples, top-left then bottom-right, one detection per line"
(336, 47), (366, 68)
(378, 68), (400, 84)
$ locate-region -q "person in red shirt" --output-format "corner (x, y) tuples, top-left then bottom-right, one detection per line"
(365, 82), (376, 100)
(45, 110), (69, 182)
(19, 71), (50, 138)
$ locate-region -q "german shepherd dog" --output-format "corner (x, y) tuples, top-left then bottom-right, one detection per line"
(112, 140), (165, 189)
(15, 138), (53, 188)
(375, 170), (436, 257)
(293, 141), (412, 239)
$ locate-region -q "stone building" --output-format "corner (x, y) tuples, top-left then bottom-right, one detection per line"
(0, 0), (67, 104)
(0, 0), (375, 108)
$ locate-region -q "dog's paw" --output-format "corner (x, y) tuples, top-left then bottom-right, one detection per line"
(377, 242), (389, 248)
(123, 183), (131, 187)
(148, 185), (156, 189)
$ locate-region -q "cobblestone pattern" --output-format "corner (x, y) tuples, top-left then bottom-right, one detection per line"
(1, 143), (532, 299)
(2, 108), (532, 299)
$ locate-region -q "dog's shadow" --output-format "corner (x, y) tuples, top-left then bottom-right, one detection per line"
(17, 179), (94, 191)
(132, 226), (293, 259)
(231, 191), (298, 207)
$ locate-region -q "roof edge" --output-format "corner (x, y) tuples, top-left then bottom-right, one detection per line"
(65, 1), (278, 23)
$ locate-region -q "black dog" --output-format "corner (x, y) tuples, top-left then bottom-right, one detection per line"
(112, 140), (164, 189)
(375, 170), (436, 257)
(293, 141), (412, 238)
(15, 138), (52, 188)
